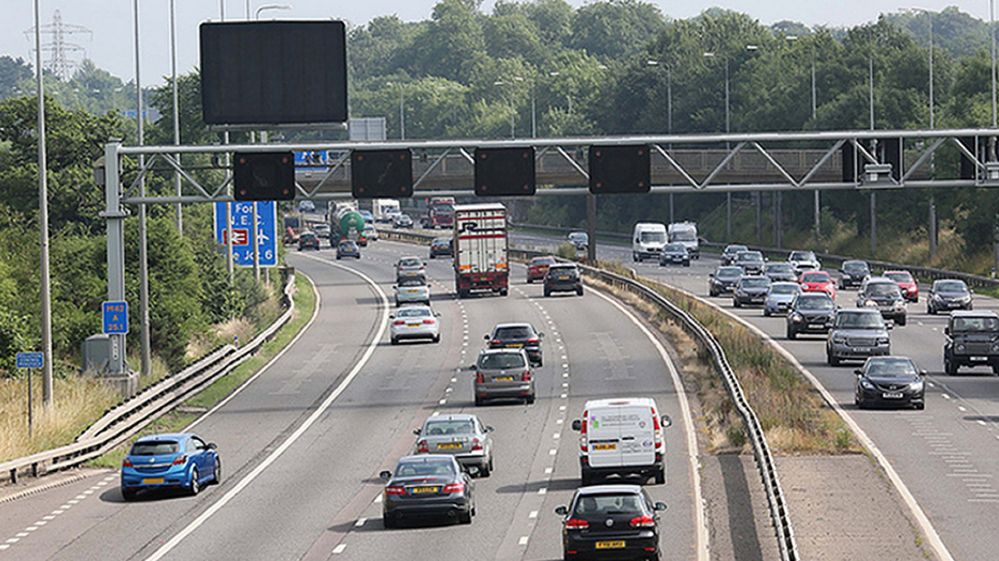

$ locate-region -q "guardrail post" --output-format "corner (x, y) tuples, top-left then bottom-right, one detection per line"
(9, 468), (16, 484)
(586, 194), (597, 262)
(31, 462), (38, 477)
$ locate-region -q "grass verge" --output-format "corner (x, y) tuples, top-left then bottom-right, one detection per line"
(88, 273), (318, 469)
(587, 265), (859, 455)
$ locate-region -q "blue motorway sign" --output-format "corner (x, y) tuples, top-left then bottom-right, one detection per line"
(15, 352), (44, 369)
(213, 201), (278, 268)
(102, 301), (129, 335)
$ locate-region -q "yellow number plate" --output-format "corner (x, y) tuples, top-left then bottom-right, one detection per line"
(593, 443), (617, 451)
(406, 322), (420, 327)
(142, 478), (165, 484)
(410, 486), (439, 494)
(595, 541), (626, 550)
(437, 443), (462, 449)
(507, 343), (524, 348)
(495, 376), (514, 382)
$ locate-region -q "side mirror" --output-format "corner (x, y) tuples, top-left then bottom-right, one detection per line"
(919, 369), (928, 377)
(483, 334), (491, 341)
(436, 312), (442, 317)
(389, 314), (395, 319)
(653, 502), (668, 512)
(466, 364), (478, 371)
(943, 326), (950, 336)
(413, 428), (421, 435)
(379, 470), (392, 481)
(853, 369), (863, 376)
(708, 273), (714, 278)
(485, 425), (495, 433)
(392, 285), (397, 290)
(660, 415), (672, 428)
(207, 442), (217, 450)
(571, 419), (582, 431)
(464, 465), (480, 477)
(538, 332), (545, 338)
(554, 505), (569, 516)
(885, 321), (894, 330)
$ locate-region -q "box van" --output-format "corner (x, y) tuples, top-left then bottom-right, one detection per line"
(571, 398), (672, 485)
(632, 223), (667, 262)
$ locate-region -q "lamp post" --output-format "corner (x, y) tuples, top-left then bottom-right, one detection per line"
(133, 0), (152, 378)
(169, 0), (182, 234)
(647, 59), (674, 222)
(493, 80), (516, 138)
(908, 7), (938, 257)
(33, 0), (54, 407)
(386, 82), (406, 140)
(255, 4), (291, 19)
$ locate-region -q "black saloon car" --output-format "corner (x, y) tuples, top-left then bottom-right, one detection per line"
(556, 485), (667, 561)
(544, 264), (584, 297)
(380, 455), (476, 527)
(297, 231), (320, 251)
(838, 260), (871, 289)
(785, 292), (836, 339)
(486, 323), (544, 366)
(658, 243), (690, 267)
(854, 356), (925, 410)
(732, 276), (771, 307)
(708, 266), (743, 297)
(927, 279), (973, 314)
(429, 237), (453, 259)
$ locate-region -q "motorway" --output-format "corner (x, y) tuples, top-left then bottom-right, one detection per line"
(0, 239), (700, 561)
(506, 228), (999, 561)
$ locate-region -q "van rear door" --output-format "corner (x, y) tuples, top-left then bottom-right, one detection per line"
(615, 405), (656, 467)
(586, 408), (622, 468)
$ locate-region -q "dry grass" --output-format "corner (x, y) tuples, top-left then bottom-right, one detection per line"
(0, 375), (119, 462)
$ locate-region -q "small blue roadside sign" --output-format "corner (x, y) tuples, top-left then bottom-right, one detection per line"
(213, 201), (278, 268)
(103, 301), (129, 335)
(15, 352), (44, 369)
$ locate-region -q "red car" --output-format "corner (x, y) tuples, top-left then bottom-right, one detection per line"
(527, 255), (557, 283)
(800, 270), (837, 299)
(884, 270), (919, 302)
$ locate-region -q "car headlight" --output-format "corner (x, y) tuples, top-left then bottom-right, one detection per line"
(909, 381), (924, 392)
(992, 343), (999, 352)
(877, 337), (890, 345)
(894, 301), (905, 309)
(960, 295), (972, 302)
(957, 344), (966, 352)
(833, 334), (847, 343)
(933, 294), (943, 301)
(860, 379), (875, 390)
(792, 313), (804, 322)
(864, 300), (878, 307)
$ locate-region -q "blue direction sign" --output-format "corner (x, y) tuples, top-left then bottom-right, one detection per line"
(15, 352), (44, 369)
(102, 301), (129, 335)
(213, 201), (278, 267)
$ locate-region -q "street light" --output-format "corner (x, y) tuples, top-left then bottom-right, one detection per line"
(32, 0), (54, 407)
(907, 7), (938, 256)
(133, 0), (152, 379)
(493, 80), (517, 138)
(255, 4), (291, 19)
(386, 81), (406, 140)
(646, 60), (672, 134)
(170, 0), (182, 235)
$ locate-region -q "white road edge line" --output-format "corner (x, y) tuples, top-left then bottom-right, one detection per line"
(144, 257), (389, 561)
(589, 286), (709, 561)
(662, 278), (956, 561)
(184, 274), (323, 432)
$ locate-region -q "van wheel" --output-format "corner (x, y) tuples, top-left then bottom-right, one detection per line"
(654, 467), (666, 485)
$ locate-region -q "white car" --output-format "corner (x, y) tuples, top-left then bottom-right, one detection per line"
(395, 274), (431, 306)
(363, 225), (379, 241)
(788, 250), (821, 274)
(390, 305), (440, 344)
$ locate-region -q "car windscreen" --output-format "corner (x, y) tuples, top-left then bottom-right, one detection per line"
(640, 231), (666, 243)
(725, 245), (748, 255)
(741, 278), (770, 288)
(865, 359), (917, 377)
(953, 316), (999, 332)
(663, 244), (686, 252)
(802, 272), (829, 283)
(494, 326), (534, 340)
(935, 281), (968, 293)
(573, 493), (646, 517)
(395, 460), (455, 478)
(791, 251), (815, 261)
(737, 252), (763, 262)
(716, 267), (743, 279)
(479, 353), (527, 369)
(797, 296), (833, 310)
(398, 277), (426, 287)
(844, 262), (869, 273)
(569, 233), (588, 242)
(130, 441), (179, 456)
(549, 266), (577, 276)
(767, 263), (794, 273)
(399, 258), (421, 268)
(423, 420), (475, 436)
(433, 238), (450, 246)
(836, 312), (884, 329)
(866, 283), (901, 297)
(770, 284), (799, 295)
(396, 308), (430, 318)
(884, 272), (912, 283)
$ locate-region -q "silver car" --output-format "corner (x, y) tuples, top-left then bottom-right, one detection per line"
(390, 305), (440, 344)
(472, 349), (535, 406)
(396, 256), (426, 278)
(413, 414), (495, 476)
(826, 309), (891, 366)
(788, 250), (821, 274)
(395, 275), (431, 306)
(764, 282), (801, 317)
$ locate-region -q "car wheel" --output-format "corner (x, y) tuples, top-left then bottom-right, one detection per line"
(479, 462), (490, 478)
(188, 467), (200, 496)
(488, 456), (495, 473)
(458, 509), (473, 525)
(390, 338), (399, 346)
(914, 402), (925, 411)
(927, 304), (935, 315)
(580, 471), (593, 486)
(474, 396), (484, 407)
(733, 300), (741, 308)
(827, 352), (839, 366)
(499, 289), (508, 297)
(654, 467), (666, 485)
(786, 328), (796, 340)
(336, 255), (341, 260)
(383, 516), (397, 529)
(709, 289), (717, 297)
(121, 487), (136, 502)
(945, 358), (957, 375)
(526, 395), (536, 405)
(633, 253), (639, 262)
(526, 278), (532, 284)
(576, 287), (584, 296)
(897, 316), (907, 327)
(433, 334), (441, 343)
(213, 458), (222, 485)
(544, 289), (551, 297)
(763, 309), (771, 317)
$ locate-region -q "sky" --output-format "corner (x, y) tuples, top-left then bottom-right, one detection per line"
(1, 1), (990, 86)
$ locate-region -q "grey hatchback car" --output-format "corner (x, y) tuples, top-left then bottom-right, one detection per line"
(826, 309), (891, 366)
(413, 414), (495, 476)
(472, 349), (535, 406)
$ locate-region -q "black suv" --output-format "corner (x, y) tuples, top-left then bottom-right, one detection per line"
(786, 292), (836, 339)
(708, 266), (743, 296)
(944, 311), (999, 375)
(486, 323), (544, 366)
(856, 278), (907, 326)
(721, 244), (748, 266)
(544, 264), (583, 297)
(839, 260), (870, 289)
(927, 279), (973, 314)
(555, 485), (667, 561)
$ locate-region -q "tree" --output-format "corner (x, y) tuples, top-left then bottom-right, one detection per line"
(412, 0), (488, 83)
(0, 56), (33, 100)
(570, 0), (667, 61)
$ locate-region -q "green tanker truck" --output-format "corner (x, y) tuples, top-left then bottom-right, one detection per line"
(328, 203), (368, 246)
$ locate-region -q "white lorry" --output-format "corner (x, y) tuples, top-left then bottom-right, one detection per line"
(571, 397), (672, 485)
(632, 222), (668, 262)
(453, 203), (509, 298)
(372, 199), (401, 223)
(668, 222), (700, 259)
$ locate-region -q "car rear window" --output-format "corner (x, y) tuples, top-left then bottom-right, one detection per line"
(953, 317), (999, 331)
(423, 420), (474, 435)
(770, 284), (799, 294)
(664, 244), (686, 252)
(399, 258), (421, 267)
(866, 283), (901, 297)
(397, 308), (430, 318)
(791, 251), (815, 260)
(399, 277), (426, 287)
(726, 245), (747, 254)
(494, 326), (534, 339)
(716, 267), (743, 279)
(479, 353), (527, 369)
(395, 460), (455, 477)
(737, 252), (763, 262)
(766, 263), (794, 273)
(130, 441), (179, 456)
(573, 493), (645, 516)
(802, 272), (829, 282)
(531, 257), (556, 266)
(884, 272), (912, 282)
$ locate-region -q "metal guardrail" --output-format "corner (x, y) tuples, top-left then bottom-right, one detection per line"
(1, 269), (298, 485)
(378, 228), (799, 560)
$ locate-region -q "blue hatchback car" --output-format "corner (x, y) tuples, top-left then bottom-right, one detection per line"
(120, 433), (220, 500)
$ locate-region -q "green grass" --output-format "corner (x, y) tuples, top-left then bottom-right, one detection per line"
(89, 273), (318, 468)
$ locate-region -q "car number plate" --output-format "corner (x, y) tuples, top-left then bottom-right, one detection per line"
(142, 478), (165, 484)
(407, 322), (420, 327)
(808, 324), (825, 329)
(507, 343), (524, 348)
(593, 443), (617, 451)
(437, 443), (462, 449)
(882, 392), (904, 399)
(595, 541), (626, 549)
(410, 486), (439, 494)
(495, 376), (514, 382)
(971, 356), (987, 362)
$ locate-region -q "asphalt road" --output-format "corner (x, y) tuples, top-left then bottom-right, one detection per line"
(0, 239), (702, 561)
(506, 228), (999, 561)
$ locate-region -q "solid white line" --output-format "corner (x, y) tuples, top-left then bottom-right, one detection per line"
(589, 287), (710, 561)
(185, 274), (322, 432)
(143, 258), (389, 561)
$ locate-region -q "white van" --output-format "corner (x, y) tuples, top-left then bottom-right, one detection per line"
(632, 223), (668, 262)
(571, 398), (672, 485)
